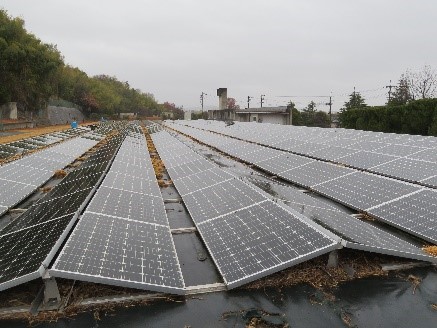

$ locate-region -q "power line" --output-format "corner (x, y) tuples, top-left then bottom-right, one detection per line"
(386, 80), (396, 102)
(200, 92), (207, 113)
(247, 96), (253, 109)
(325, 93), (333, 124)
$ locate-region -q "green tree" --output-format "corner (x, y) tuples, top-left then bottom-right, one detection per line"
(301, 101), (317, 126)
(388, 76), (412, 106)
(338, 91), (367, 127)
(313, 111), (330, 128)
(0, 9), (63, 110)
(287, 101), (301, 125)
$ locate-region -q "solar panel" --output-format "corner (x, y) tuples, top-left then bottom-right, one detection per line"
(162, 153), (205, 169)
(0, 180), (36, 208)
(166, 159), (216, 180)
(371, 158), (437, 182)
(256, 153), (314, 175)
(280, 161), (354, 188)
(51, 213), (184, 294)
(0, 126), (126, 291)
(407, 149), (437, 163)
(421, 175), (437, 188)
(0, 191), (86, 235)
(290, 142), (330, 157)
(347, 140), (386, 152)
(172, 167), (234, 196)
(293, 205), (433, 262)
(197, 200), (338, 288)
(375, 144), (424, 157)
(86, 186), (168, 226)
(336, 151), (398, 169)
(272, 138), (306, 151)
(0, 215), (73, 291)
(368, 189), (437, 243)
(182, 179), (267, 224)
(237, 147), (283, 164)
(49, 125), (185, 294)
(310, 146), (359, 162)
(312, 172), (421, 211)
(101, 171), (161, 196)
(1, 168), (52, 186)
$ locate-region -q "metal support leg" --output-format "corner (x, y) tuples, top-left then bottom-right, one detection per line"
(43, 277), (61, 310)
(327, 250), (339, 268)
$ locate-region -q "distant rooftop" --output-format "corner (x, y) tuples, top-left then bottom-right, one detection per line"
(235, 106), (288, 113)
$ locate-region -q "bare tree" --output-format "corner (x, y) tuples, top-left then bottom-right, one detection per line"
(405, 65), (437, 99)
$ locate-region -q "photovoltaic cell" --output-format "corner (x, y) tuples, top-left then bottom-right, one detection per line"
(51, 213), (184, 293)
(368, 189), (437, 243)
(197, 201), (337, 287)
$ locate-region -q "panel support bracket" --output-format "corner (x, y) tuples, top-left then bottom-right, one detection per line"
(42, 277), (62, 310)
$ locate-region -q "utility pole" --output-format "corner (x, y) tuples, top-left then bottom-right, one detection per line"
(260, 94), (265, 108)
(200, 92), (207, 116)
(325, 93), (333, 125)
(247, 96), (253, 109)
(386, 80), (396, 102)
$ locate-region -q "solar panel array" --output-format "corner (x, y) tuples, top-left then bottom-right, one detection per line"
(51, 126), (185, 294)
(0, 136), (100, 214)
(0, 129), (124, 291)
(165, 121), (437, 244)
(152, 131), (339, 289)
(175, 120), (437, 187)
(248, 179), (434, 263)
(0, 126), (92, 160)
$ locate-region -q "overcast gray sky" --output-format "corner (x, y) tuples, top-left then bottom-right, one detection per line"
(2, 0), (437, 112)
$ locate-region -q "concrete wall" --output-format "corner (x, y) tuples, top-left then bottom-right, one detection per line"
(217, 88), (227, 110)
(260, 113), (287, 125)
(0, 102), (18, 119)
(1, 121), (34, 130)
(184, 111), (192, 120)
(235, 113), (289, 124)
(47, 106), (84, 125)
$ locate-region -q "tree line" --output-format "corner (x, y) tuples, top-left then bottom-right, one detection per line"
(0, 9), (168, 117)
(339, 65), (437, 136)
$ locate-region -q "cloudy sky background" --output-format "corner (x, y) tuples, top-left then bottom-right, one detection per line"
(1, 0), (437, 112)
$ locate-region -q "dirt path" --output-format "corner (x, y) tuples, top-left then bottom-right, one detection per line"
(0, 123), (95, 144)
